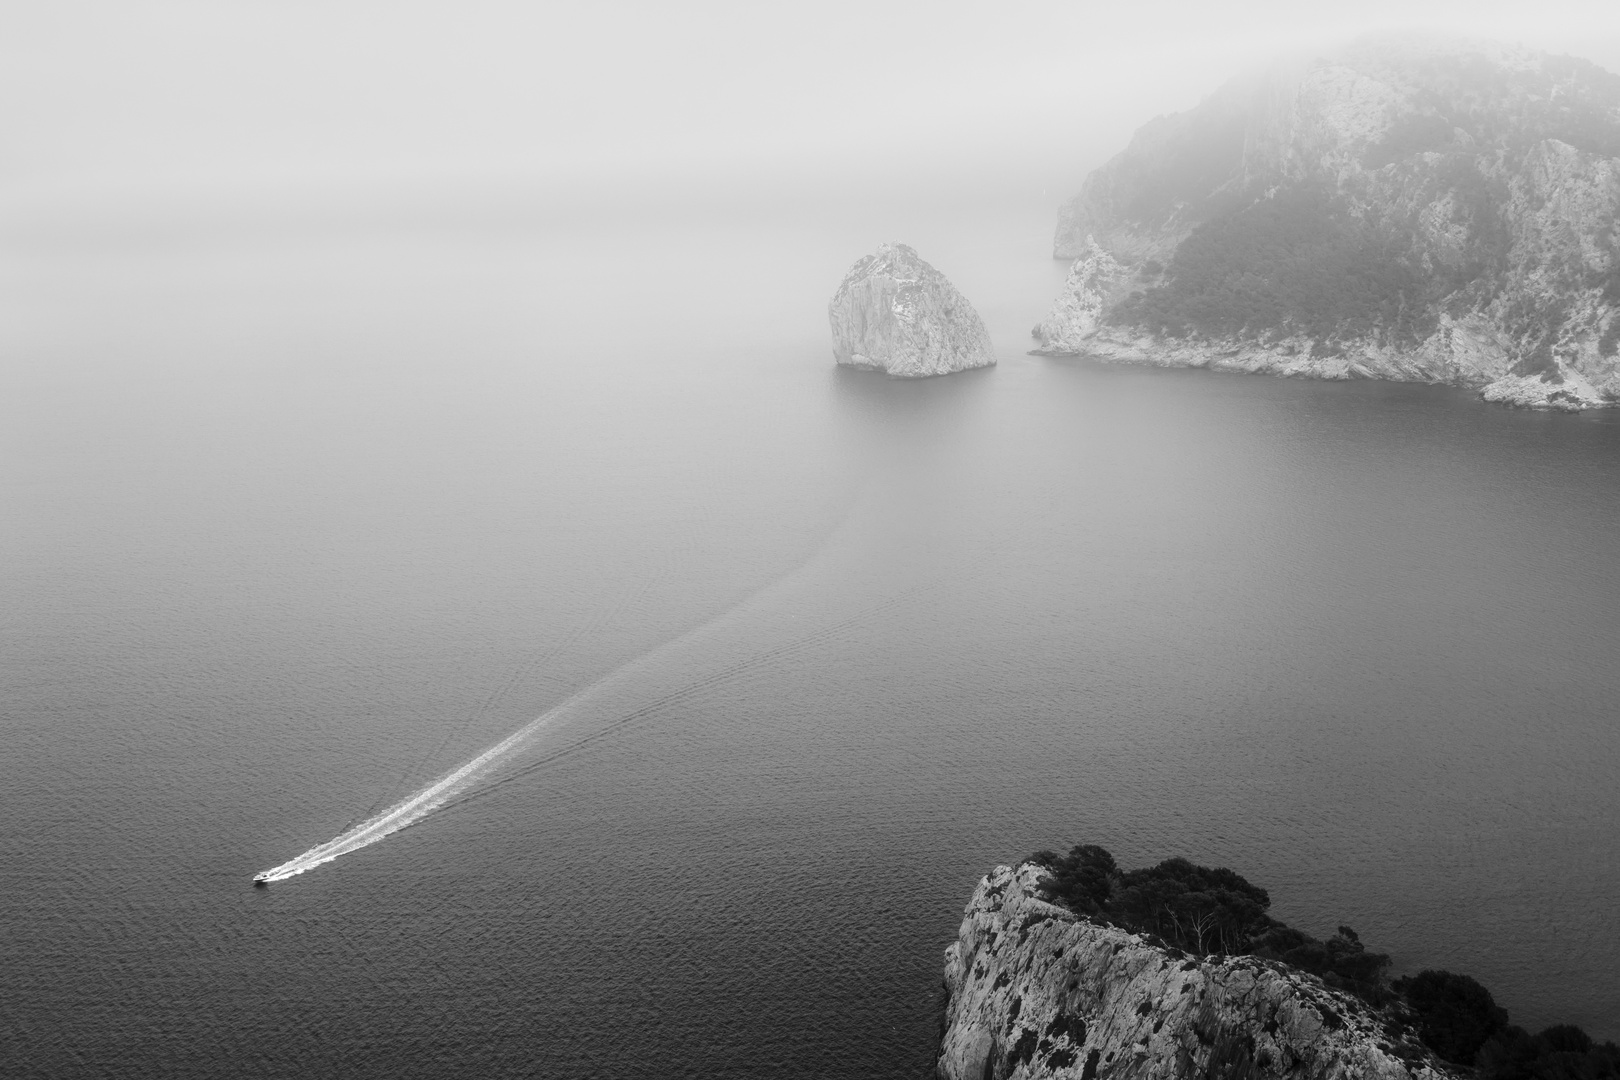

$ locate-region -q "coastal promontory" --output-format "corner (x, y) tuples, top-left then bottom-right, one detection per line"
(938, 863), (1452, 1080)
(830, 242), (996, 377)
(1034, 36), (1620, 409)
(938, 852), (1620, 1079)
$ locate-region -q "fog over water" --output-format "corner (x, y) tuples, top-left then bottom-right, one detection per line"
(4, 2), (1620, 1076)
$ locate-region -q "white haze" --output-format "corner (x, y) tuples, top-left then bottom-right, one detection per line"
(3, 0), (1618, 234)
(9, 1), (1619, 876)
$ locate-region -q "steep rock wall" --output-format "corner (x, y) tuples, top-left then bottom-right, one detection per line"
(829, 243), (996, 378)
(937, 864), (1459, 1080)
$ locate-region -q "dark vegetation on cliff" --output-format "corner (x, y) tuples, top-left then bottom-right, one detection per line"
(1396, 51), (1620, 160)
(1068, 48), (1620, 252)
(1066, 42), (1620, 382)
(1027, 845), (1620, 1078)
(1106, 185), (1442, 349)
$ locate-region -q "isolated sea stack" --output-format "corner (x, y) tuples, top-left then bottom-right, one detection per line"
(1033, 35), (1620, 410)
(829, 242), (996, 377)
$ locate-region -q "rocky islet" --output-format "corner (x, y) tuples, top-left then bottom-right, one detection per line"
(828, 242), (996, 378)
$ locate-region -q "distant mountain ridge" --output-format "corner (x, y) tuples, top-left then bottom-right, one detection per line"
(1036, 35), (1620, 409)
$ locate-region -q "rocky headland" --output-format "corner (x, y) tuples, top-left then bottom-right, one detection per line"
(830, 242), (996, 377)
(1034, 35), (1620, 410)
(937, 851), (1620, 1080)
(937, 863), (1453, 1080)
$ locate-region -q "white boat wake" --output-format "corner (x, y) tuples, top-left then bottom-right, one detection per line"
(253, 690), (587, 883)
(254, 539), (921, 884)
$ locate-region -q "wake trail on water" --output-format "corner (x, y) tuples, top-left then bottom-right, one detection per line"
(254, 693), (582, 882)
(337, 572), (667, 836)
(254, 592), (908, 883)
(255, 488), (924, 884)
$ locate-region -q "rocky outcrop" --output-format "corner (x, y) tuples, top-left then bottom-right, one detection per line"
(1039, 35), (1620, 410)
(937, 864), (1457, 1080)
(1032, 240), (1129, 353)
(829, 243), (995, 377)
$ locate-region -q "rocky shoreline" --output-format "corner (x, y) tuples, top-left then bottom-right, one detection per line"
(1029, 234), (1616, 412)
(1030, 326), (1615, 411)
(936, 863), (1458, 1080)
(1034, 38), (1620, 412)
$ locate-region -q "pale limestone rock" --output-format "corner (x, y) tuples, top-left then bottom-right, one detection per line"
(1031, 239), (1130, 353)
(828, 243), (995, 378)
(1492, 139), (1620, 404)
(937, 864), (1461, 1080)
(1481, 370), (1609, 410)
(1038, 313), (1518, 391)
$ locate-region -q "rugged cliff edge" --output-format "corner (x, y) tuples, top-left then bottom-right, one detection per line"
(830, 242), (996, 377)
(1036, 36), (1620, 409)
(937, 864), (1458, 1080)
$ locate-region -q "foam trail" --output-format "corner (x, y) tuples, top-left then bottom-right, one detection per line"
(254, 580), (902, 882)
(254, 480), (912, 884)
(254, 693), (584, 882)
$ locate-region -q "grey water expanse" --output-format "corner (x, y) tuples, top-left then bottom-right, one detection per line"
(3, 196), (1619, 1078)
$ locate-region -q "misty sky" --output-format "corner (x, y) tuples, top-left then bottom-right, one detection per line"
(4, 0), (1619, 216)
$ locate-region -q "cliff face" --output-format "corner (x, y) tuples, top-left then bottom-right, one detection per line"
(1039, 36), (1620, 409)
(937, 864), (1458, 1080)
(830, 242), (996, 377)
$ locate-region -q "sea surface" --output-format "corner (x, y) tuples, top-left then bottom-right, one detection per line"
(3, 193), (1618, 1077)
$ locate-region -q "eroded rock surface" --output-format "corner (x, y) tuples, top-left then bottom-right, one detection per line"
(1038, 36), (1620, 410)
(937, 864), (1458, 1080)
(829, 243), (995, 377)
(1032, 239), (1129, 354)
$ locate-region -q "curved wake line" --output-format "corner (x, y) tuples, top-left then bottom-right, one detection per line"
(255, 481), (920, 883)
(253, 583), (897, 882)
(254, 692), (584, 882)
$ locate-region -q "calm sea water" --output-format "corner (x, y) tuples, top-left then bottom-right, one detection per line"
(3, 196), (1618, 1077)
